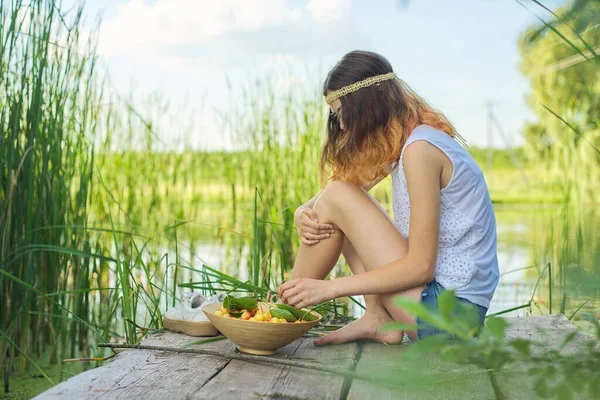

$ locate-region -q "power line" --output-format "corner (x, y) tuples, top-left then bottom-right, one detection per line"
(486, 100), (529, 186)
(487, 101), (494, 186)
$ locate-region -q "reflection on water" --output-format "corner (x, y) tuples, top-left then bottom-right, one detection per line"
(151, 203), (597, 328)
(171, 205), (594, 318)
(490, 208), (536, 316)
(476, 204), (598, 321)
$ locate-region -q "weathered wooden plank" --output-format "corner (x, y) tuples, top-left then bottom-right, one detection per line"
(347, 339), (495, 400)
(193, 337), (359, 400)
(496, 314), (593, 400)
(348, 315), (591, 400)
(34, 316), (592, 400)
(505, 314), (573, 343)
(35, 331), (358, 400)
(507, 314), (593, 354)
(34, 332), (232, 400)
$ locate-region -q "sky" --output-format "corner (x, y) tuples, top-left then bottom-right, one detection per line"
(69, 0), (562, 150)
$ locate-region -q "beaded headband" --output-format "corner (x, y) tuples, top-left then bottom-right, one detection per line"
(325, 72), (397, 103)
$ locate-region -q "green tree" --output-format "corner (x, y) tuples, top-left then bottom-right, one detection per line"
(519, 0), (600, 200)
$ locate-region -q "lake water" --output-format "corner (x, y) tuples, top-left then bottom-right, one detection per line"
(178, 204), (593, 319)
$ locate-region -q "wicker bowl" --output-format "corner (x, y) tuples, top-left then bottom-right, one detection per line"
(202, 302), (322, 355)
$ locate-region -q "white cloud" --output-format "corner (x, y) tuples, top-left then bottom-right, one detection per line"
(307, 0), (349, 24)
(97, 0), (364, 69)
(98, 0), (301, 54)
(85, 0), (370, 150)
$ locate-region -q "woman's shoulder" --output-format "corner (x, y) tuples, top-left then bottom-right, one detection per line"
(403, 125), (453, 152)
(408, 124), (452, 142)
(401, 137), (448, 177)
(403, 124), (477, 174)
(406, 124), (467, 154)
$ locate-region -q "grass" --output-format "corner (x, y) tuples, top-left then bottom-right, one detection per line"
(0, 346), (94, 400)
(1, 0), (102, 371)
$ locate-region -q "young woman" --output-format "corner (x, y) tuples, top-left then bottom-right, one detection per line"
(278, 50), (499, 344)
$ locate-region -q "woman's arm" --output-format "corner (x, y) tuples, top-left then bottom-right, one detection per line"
(331, 142), (441, 297)
(295, 190), (335, 245)
(279, 143), (443, 306)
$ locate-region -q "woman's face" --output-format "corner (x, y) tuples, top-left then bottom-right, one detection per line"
(328, 98), (345, 131)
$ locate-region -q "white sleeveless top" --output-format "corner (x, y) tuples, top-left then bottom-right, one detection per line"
(391, 125), (499, 308)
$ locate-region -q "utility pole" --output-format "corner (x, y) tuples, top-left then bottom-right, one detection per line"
(486, 101), (494, 184)
(491, 108), (529, 185)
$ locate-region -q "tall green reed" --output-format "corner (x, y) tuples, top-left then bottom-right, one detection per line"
(0, 0), (101, 367)
(519, 0), (600, 325)
(0, 0), (171, 378)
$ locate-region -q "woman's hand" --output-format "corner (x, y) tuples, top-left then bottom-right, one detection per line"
(295, 207), (335, 246)
(278, 278), (336, 309)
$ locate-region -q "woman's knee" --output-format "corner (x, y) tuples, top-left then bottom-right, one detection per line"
(315, 181), (364, 215)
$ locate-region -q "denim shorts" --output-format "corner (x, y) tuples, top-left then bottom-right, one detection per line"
(417, 280), (488, 340)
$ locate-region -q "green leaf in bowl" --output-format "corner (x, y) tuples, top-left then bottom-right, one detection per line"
(223, 295), (258, 317)
(270, 308), (297, 322)
(276, 304), (318, 321)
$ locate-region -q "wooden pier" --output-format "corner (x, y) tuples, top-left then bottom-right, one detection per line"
(35, 315), (591, 399)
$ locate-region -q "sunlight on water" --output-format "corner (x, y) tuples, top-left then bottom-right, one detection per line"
(144, 204), (597, 325)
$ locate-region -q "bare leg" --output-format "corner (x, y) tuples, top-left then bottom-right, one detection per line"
(292, 224), (404, 344)
(291, 225), (345, 281)
(309, 237), (406, 345)
(290, 181), (425, 343)
(342, 237), (379, 310)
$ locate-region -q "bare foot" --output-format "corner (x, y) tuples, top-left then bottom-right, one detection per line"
(314, 305), (405, 346)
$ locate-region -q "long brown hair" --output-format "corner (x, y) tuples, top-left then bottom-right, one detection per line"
(321, 50), (457, 186)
